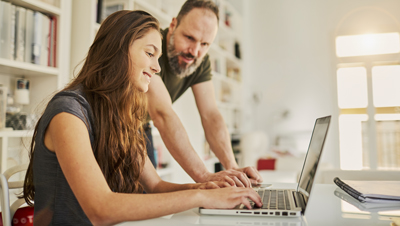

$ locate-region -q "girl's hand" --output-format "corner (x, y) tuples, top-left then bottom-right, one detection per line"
(199, 187), (262, 210)
(197, 181), (232, 189)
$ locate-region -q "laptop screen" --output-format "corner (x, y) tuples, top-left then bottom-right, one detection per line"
(297, 116), (331, 199)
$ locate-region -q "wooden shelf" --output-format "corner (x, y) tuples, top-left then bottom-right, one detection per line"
(0, 130), (33, 138)
(10, 0), (61, 15)
(0, 58), (59, 77)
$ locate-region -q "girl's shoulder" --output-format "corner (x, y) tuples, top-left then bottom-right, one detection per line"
(43, 87), (94, 129)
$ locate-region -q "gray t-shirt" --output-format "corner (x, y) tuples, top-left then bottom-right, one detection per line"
(33, 87), (94, 225)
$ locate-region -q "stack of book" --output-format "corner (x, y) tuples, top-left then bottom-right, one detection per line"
(0, 0), (57, 67)
(334, 177), (400, 211)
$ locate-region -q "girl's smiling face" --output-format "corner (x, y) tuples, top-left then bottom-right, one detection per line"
(129, 28), (162, 92)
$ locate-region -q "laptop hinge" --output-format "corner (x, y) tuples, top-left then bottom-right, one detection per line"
(293, 191), (306, 213)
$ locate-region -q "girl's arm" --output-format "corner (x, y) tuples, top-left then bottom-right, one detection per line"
(46, 112), (261, 226)
(139, 157), (231, 193)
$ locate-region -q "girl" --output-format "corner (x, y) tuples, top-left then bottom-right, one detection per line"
(23, 10), (261, 226)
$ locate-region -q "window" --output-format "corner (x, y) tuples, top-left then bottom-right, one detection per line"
(336, 33), (400, 170)
(336, 33), (400, 57)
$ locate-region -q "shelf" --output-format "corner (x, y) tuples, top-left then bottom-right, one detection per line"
(209, 44), (224, 57)
(0, 58), (59, 77)
(134, 0), (172, 25)
(212, 71), (224, 79)
(213, 71), (241, 84)
(209, 44), (242, 68)
(219, 23), (238, 41)
(156, 167), (174, 177)
(225, 54), (242, 68)
(10, 0), (61, 15)
(0, 130), (33, 138)
(0, 0), (70, 174)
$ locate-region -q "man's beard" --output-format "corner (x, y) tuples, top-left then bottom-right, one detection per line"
(167, 32), (203, 79)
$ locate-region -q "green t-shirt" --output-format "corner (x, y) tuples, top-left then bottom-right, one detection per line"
(157, 28), (213, 103)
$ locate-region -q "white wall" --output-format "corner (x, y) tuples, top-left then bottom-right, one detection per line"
(242, 0), (400, 168)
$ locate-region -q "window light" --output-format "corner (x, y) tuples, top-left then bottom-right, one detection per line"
(372, 65), (400, 107)
(336, 33), (400, 57)
(337, 67), (368, 109)
(339, 114), (368, 170)
(375, 114), (400, 121)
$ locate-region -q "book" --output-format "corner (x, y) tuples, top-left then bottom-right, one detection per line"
(0, 85), (7, 130)
(334, 177), (400, 203)
(32, 11), (42, 65)
(52, 16), (57, 67)
(10, 4), (16, 60)
(15, 6), (26, 62)
(41, 13), (50, 66)
(49, 16), (57, 67)
(0, 1), (3, 57)
(1, 1), (7, 58)
(25, 9), (34, 63)
(334, 188), (400, 212)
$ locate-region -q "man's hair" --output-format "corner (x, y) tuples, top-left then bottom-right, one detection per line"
(176, 0), (219, 27)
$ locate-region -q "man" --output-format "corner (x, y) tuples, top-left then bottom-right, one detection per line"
(145, 0), (262, 187)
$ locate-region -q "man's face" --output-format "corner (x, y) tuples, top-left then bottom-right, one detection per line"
(167, 8), (218, 78)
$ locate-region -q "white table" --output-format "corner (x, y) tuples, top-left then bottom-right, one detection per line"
(117, 183), (400, 226)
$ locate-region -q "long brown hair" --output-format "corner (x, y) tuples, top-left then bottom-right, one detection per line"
(23, 10), (161, 205)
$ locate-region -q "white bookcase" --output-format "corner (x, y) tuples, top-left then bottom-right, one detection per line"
(0, 0), (72, 173)
(69, 0), (243, 182)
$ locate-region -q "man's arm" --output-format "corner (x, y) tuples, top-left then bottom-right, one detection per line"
(192, 81), (263, 186)
(191, 81), (237, 169)
(146, 75), (216, 183)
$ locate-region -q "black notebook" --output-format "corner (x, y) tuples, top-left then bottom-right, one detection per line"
(334, 177), (400, 203)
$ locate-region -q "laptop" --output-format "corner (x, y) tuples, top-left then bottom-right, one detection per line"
(200, 115), (331, 217)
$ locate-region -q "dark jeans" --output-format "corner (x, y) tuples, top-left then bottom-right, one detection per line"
(144, 123), (157, 168)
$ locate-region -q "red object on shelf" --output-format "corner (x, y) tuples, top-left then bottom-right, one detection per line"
(0, 206), (34, 226)
(257, 158), (276, 170)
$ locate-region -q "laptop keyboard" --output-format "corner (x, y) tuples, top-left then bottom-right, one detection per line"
(246, 190), (292, 210)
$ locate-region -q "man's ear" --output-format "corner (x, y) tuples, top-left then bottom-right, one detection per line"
(169, 18), (177, 32)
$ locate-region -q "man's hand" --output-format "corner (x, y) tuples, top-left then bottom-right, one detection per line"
(235, 166), (263, 185)
(196, 181), (232, 189)
(201, 167), (263, 188)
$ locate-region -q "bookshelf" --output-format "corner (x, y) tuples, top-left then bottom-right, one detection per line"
(69, 0), (243, 182)
(0, 0), (72, 172)
(0, 58), (59, 77)
(209, 0), (243, 135)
